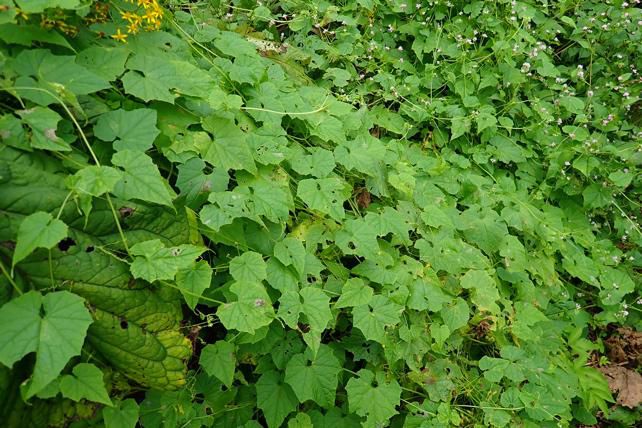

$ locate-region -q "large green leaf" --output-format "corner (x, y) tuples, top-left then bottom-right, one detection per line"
(284, 345), (341, 408)
(94, 108), (160, 152)
(345, 369), (402, 427)
(0, 291), (93, 398)
(112, 150), (176, 207)
(256, 370), (299, 428)
(0, 147), (194, 390)
(199, 340), (235, 387)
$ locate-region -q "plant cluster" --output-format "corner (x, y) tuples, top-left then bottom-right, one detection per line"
(0, 0), (640, 427)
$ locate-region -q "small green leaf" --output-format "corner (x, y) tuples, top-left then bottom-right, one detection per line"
(103, 399), (140, 428)
(353, 295), (403, 343)
(297, 178), (351, 221)
(335, 278), (373, 308)
(450, 116), (471, 140)
(460, 270), (501, 314)
(274, 237), (306, 277)
(229, 251), (267, 283)
(199, 340), (235, 387)
(67, 165), (122, 197)
(176, 260), (212, 310)
(129, 239), (206, 283)
(217, 281), (274, 333)
(12, 211), (68, 267)
(17, 107), (71, 151)
(441, 297), (469, 332)
(559, 96), (585, 114)
(60, 363), (112, 405)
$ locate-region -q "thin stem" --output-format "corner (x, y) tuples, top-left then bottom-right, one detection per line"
(0, 259), (22, 296)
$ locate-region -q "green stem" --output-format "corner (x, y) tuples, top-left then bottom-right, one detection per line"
(0, 258), (22, 296)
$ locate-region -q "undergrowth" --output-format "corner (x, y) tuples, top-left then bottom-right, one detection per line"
(0, 0), (640, 427)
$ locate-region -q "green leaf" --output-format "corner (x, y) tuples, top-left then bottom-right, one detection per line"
(559, 96), (585, 114)
(289, 147), (336, 178)
(11, 49), (110, 98)
(274, 237), (306, 276)
(176, 158), (229, 208)
(129, 239), (205, 283)
(217, 281), (274, 333)
(12, 211), (68, 267)
(94, 108), (160, 152)
(111, 150), (175, 207)
(324, 68), (352, 87)
(0, 146), (193, 390)
(0, 291), (93, 398)
(76, 46), (130, 81)
(122, 54), (214, 103)
(440, 297), (469, 332)
(353, 295), (403, 343)
(345, 369), (401, 427)
(229, 251), (267, 283)
(277, 287), (332, 332)
(450, 116), (471, 140)
(297, 178), (351, 221)
(238, 178), (293, 223)
(256, 370), (299, 428)
(288, 413), (314, 428)
(199, 340), (236, 387)
(460, 270), (501, 314)
(407, 276), (451, 312)
(284, 345), (342, 408)
(176, 260), (212, 310)
(199, 116), (256, 174)
(0, 23), (73, 50)
(59, 363), (112, 405)
(335, 278), (373, 308)
(17, 107), (71, 151)
(67, 165), (122, 197)
(103, 399), (140, 428)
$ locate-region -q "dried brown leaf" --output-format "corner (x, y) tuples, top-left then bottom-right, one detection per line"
(598, 365), (642, 409)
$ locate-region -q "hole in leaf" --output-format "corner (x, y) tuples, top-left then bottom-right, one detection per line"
(57, 237), (76, 251)
(306, 359), (313, 367)
(85, 245), (94, 253)
(1, 241), (16, 250)
(120, 319), (129, 329)
(119, 207), (135, 218)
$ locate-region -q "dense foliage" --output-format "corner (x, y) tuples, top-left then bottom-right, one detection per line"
(0, 0), (641, 427)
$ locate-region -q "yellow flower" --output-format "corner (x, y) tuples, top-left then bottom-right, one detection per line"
(127, 23), (139, 34)
(111, 28), (128, 43)
(120, 11), (136, 22)
(143, 10), (157, 24)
